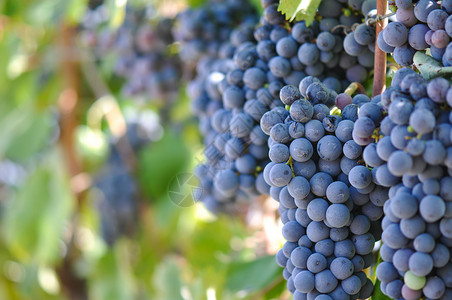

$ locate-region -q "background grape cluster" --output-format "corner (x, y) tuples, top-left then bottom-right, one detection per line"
(191, 0), (384, 214)
(81, 4), (182, 102)
(94, 111), (163, 244)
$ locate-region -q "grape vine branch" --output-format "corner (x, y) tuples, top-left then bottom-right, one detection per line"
(56, 24), (88, 300)
(372, 0), (387, 96)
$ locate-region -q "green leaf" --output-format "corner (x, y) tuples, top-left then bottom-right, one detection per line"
(105, 0), (127, 28)
(262, 277), (286, 299)
(152, 257), (185, 300)
(184, 217), (241, 271)
(0, 107), (54, 162)
(413, 51), (452, 80)
(248, 0), (264, 14)
(24, 0), (88, 26)
(187, 278), (205, 300)
(372, 279), (392, 300)
(226, 255), (282, 294)
(64, 0), (88, 24)
(75, 125), (109, 172)
(2, 150), (75, 265)
(186, 0), (208, 7)
(278, 0), (321, 25)
(88, 243), (135, 300)
(24, 0), (68, 26)
(137, 130), (190, 199)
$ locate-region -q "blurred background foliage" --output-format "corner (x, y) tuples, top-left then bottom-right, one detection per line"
(0, 0), (287, 300)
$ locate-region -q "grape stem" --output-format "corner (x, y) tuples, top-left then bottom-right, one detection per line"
(372, 0), (388, 97)
(344, 82), (366, 96)
(331, 24), (351, 35)
(366, 12), (395, 26)
(331, 11), (395, 34)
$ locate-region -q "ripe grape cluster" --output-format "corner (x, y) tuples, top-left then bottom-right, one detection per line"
(264, 78), (384, 299)
(172, 0), (258, 77)
(183, 2), (267, 214)
(192, 0), (384, 213)
(289, 0), (375, 84)
(95, 115), (161, 245)
(378, 0), (452, 66)
(81, 4), (182, 102)
(350, 67), (452, 299)
(341, 1), (378, 81)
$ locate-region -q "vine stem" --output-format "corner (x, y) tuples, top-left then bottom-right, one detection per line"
(372, 0), (388, 96)
(58, 28), (82, 180)
(56, 24), (88, 300)
(366, 12), (395, 26)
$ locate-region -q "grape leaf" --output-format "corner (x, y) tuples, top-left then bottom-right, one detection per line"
(0, 108), (54, 162)
(2, 150), (75, 265)
(152, 258), (185, 300)
(226, 255), (282, 293)
(413, 51), (452, 80)
(89, 244), (136, 300)
(278, 0), (321, 26)
(249, 0), (264, 14)
(187, 0), (208, 7)
(105, 0), (126, 28)
(262, 278), (286, 299)
(372, 279), (392, 300)
(137, 130), (190, 199)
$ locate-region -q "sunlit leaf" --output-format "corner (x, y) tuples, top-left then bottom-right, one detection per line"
(185, 217), (240, 270)
(75, 125), (109, 172)
(64, 0), (88, 24)
(105, 0), (127, 28)
(187, 0), (207, 7)
(278, 0), (321, 25)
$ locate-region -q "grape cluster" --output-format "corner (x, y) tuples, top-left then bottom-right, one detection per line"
(95, 114), (161, 245)
(192, 0), (380, 213)
(378, 0), (452, 66)
(81, 4), (182, 102)
(172, 0), (257, 77)
(95, 154), (138, 245)
(264, 78), (383, 299)
(340, 1), (378, 81)
(350, 68), (452, 299)
(183, 3), (266, 214)
(288, 0), (375, 84)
